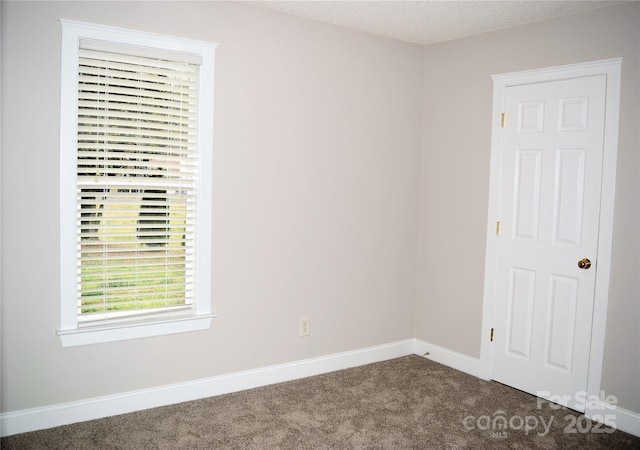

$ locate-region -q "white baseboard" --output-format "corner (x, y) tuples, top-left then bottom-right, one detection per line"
(4, 339), (637, 439)
(587, 400), (640, 437)
(0, 339), (415, 437)
(413, 339), (482, 378)
(412, 339), (640, 438)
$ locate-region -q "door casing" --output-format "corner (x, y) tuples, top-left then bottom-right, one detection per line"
(479, 58), (622, 409)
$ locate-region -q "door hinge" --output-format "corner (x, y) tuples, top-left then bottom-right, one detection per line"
(496, 221), (501, 236)
(501, 113), (506, 127)
(490, 328), (494, 342)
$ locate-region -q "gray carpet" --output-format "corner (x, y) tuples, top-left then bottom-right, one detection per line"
(2, 355), (639, 449)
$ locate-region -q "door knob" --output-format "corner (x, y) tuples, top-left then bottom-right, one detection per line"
(578, 258), (592, 270)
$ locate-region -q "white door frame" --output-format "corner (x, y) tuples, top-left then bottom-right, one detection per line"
(479, 59), (622, 408)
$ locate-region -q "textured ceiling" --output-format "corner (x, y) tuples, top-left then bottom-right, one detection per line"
(245, 1), (628, 45)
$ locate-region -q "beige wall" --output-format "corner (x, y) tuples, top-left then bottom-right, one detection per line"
(1, 0), (638, 420)
(416, 2), (640, 412)
(0, 1), (422, 411)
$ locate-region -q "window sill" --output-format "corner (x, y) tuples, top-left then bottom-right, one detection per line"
(57, 314), (215, 347)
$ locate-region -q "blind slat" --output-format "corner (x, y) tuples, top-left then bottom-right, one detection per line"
(78, 82), (198, 105)
(77, 117), (196, 131)
(77, 139), (195, 153)
(78, 128), (196, 141)
(78, 63), (197, 84)
(78, 99), (193, 119)
(78, 91), (197, 109)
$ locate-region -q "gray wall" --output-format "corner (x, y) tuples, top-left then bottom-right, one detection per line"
(1, 0), (638, 419)
(416, 2), (640, 412)
(1, 1), (422, 411)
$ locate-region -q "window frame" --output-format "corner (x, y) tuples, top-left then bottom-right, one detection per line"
(58, 19), (217, 347)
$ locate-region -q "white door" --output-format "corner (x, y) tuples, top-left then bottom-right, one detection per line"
(491, 75), (607, 411)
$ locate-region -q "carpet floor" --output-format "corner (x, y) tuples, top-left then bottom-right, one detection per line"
(2, 355), (639, 449)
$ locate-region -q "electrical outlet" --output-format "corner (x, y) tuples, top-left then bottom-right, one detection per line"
(299, 317), (310, 336)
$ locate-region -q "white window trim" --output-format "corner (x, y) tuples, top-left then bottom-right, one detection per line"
(58, 19), (217, 347)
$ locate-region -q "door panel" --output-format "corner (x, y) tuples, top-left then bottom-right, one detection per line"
(506, 267), (535, 360)
(546, 274), (578, 373)
(513, 149), (542, 240)
(491, 75), (606, 411)
(553, 149), (586, 245)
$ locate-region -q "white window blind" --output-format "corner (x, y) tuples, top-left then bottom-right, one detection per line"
(76, 42), (200, 323)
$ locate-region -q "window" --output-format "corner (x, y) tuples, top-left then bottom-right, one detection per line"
(58, 20), (217, 346)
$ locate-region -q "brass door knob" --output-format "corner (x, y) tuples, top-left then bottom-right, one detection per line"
(578, 258), (592, 270)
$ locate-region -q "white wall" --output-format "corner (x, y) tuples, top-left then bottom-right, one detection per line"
(416, 2), (640, 413)
(0, 1), (422, 412)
